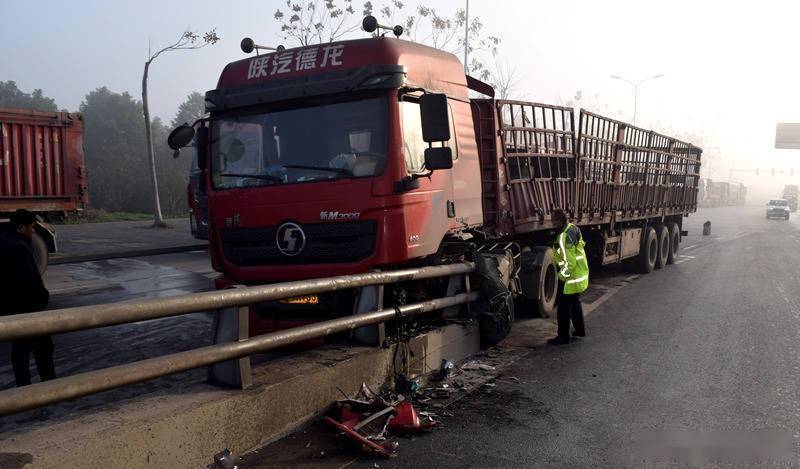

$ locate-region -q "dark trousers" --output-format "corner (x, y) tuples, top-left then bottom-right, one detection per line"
(556, 282), (585, 339)
(11, 335), (56, 386)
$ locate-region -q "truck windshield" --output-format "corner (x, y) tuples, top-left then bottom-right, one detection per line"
(210, 96), (388, 190)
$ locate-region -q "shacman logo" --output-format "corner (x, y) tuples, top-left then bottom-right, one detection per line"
(275, 222), (306, 257)
(320, 211), (361, 221)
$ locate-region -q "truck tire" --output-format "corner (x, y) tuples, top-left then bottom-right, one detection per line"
(31, 232), (48, 275)
(666, 223), (680, 265)
(534, 246), (558, 318)
(517, 246), (558, 318)
(655, 225), (669, 269)
(637, 227), (657, 274)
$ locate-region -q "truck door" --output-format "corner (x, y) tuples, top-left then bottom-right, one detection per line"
(399, 97), (454, 255)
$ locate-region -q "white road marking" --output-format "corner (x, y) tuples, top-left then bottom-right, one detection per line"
(584, 274), (640, 315)
(683, 244), (697, 250)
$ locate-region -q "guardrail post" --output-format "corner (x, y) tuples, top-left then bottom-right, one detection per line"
(351, 285), (385, 345)
(443, 274), (468, 319)
(208, 289), (252, 389)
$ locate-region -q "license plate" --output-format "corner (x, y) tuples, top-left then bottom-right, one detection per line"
(279, 295), (319, 305)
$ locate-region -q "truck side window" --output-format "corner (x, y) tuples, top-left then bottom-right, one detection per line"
(401, 99), (458, 173)
(401, 100), (426, 172)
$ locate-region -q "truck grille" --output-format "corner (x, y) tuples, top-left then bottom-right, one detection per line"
(219, 221), (376, 266)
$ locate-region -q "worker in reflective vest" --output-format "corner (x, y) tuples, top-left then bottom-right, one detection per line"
(548, 209), (588, 345)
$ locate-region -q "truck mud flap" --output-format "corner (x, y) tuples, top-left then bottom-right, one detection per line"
(473, 252), (514, 347)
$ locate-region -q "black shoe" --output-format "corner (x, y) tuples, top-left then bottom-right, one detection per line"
(547, 336), (570, 345)
(571, 331), (586, 338)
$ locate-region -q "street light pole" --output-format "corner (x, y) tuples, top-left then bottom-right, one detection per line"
(464, 0), (469, 74)
(609, 73), (664, 125)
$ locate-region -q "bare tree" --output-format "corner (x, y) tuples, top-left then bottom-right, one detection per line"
(274, 0), (367, 46)
(142, 29), (219, 227)
(489, 60), (522, 100)
(371, 4), (500, 82)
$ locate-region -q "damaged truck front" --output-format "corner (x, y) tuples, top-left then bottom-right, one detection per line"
(168, 22), (701, 346)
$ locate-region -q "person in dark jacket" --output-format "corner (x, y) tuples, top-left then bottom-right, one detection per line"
(0, 209), (55, 386)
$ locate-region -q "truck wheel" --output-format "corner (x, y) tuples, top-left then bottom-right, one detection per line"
(666, 223), (680, 265)
(31, 232), (48, 275)
(532, 246), (558, 317)
(655, 225), (669, 269)
(637, 227), (658, 274)
(517, 246), (558, 318)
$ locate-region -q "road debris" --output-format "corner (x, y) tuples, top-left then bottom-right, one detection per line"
(205, 448), (241, 469)
(431, 359), (455, 381)
(324, 383), (437, 458)
(461, 360), (496, 371)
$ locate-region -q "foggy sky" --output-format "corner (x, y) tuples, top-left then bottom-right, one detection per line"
(3, 0), (799, 200)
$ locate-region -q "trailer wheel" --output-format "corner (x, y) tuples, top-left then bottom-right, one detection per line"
(517, 246), (558, 318)
(31, 232), (48, 275)
(655, 225), (669, 269)
(637, 227), (658, 274)
(666, 223), (680, 264)
(537, 247), (558, 317)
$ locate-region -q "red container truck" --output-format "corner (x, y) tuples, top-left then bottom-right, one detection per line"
(0, 107), (88, 271)
(168, 24), (701, 341)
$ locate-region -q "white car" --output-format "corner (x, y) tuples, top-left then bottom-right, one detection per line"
(767, 199), (790, 220)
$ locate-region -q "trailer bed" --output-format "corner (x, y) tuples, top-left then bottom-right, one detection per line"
(472, 100), (701, 235)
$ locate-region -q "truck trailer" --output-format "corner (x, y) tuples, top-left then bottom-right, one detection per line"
(0, 107), (87, 272)
(698, 178), (712, 207)
(168, 24), (701, 342)
(728, 182), (746, 206)
(708, 181), (729, 207)
(783, 185), (798, 212)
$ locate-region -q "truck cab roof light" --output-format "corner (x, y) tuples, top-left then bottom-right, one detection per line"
(362, 15), (404, 38)
(240, 37), (285, 55)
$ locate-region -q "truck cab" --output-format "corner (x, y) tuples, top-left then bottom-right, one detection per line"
(171, 37), (484, 287)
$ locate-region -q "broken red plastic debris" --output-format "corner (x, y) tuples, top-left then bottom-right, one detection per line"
(387, 402), (436, 434)
(323, 416), (394, 458)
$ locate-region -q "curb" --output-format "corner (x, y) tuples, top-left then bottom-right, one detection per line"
(49, 244), (209, 265)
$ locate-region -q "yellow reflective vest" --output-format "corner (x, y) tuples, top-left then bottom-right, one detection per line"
(553, 223), (589, 294)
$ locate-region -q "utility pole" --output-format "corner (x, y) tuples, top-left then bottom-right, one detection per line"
(609, 73), (664, 125)
(464, 0), (469, 74)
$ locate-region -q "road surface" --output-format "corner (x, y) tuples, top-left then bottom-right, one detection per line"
(244, 205), (800, 468)
(0, 250), (216, 430)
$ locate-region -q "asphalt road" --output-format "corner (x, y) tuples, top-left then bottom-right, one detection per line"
(0, 250), (216, 430)
(245, 205), (800, 468)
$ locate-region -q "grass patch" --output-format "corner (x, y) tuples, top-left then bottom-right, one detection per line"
(58, 209), (153, 224)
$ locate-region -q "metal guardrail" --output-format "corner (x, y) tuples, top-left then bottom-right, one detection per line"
(0, 263), (477, 415)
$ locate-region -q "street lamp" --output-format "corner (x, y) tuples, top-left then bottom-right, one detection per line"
(610, 73), (664, 125)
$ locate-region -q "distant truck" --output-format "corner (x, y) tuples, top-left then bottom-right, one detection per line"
(782, 185), (798, 212)
(709, 181), (730, 207)
(0, 107), (88, 272)
(728, 182), (747, 206)
(167, 21), (702, 341)
(698, 178), (712, 207)
(188, 150), (209, 239)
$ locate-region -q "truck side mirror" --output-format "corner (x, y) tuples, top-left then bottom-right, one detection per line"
(424, 147), (453, 170)
(419, 93), (450, 143)
(167, 124), (196, 157)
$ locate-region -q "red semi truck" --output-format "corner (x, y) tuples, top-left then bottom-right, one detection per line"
(168, 22), (701, 340)
(0, 108), (88, 272)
